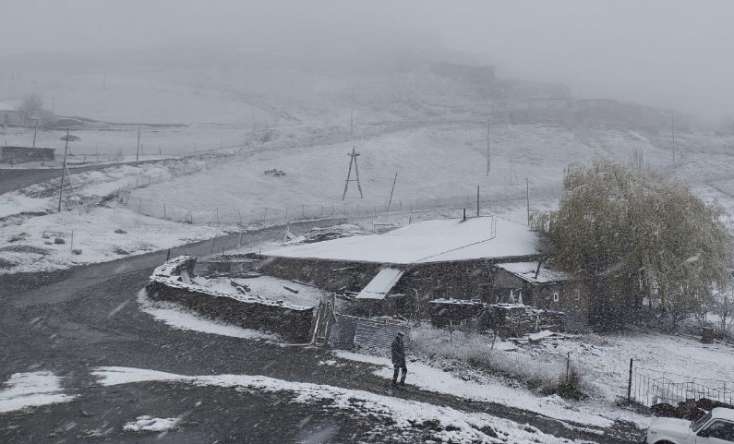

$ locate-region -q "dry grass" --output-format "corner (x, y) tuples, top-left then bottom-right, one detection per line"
(410, 324), (587, 398)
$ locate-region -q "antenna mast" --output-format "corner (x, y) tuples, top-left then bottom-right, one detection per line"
(485, 118), (491, 175)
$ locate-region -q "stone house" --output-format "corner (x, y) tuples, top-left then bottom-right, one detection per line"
(256, 217), (593, 331)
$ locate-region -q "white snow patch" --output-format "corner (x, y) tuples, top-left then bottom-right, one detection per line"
(333, 350), (648, 430)
(0, 371), (75, 413)
(0, 207), (223, 274)
(92, 366), (589, 444)
(123, 415), (180, 432)
(137, 290), (281, 342)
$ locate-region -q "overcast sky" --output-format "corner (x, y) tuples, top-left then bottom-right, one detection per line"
(2, 0), (733, 120)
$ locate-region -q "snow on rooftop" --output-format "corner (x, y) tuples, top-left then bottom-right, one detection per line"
(265, 217), (540, 265)
(151, 259), (321, 310)
(356, 267), (404, 300)
(495, 261), (570, 284)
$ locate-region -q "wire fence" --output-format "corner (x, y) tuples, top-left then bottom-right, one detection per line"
(123, 195), (517, 228)
(121, 188), (538, 229)
(629, 363), (734, 408)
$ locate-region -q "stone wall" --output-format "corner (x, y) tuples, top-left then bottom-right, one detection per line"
(259, 256), (382, 293)
(146, 281), (314, 342)
(148, 256), (315, 342)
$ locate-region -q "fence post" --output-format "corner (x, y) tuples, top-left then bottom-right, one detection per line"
(627, 358), (634, 404)
(565, 352), (571, 383)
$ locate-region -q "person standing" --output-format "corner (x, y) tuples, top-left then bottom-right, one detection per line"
(391, 332), (407, 385)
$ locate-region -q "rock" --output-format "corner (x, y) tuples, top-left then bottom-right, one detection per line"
(114, 228), (127, 234)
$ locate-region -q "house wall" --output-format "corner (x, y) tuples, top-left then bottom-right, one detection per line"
(146, 280), (314, 342)
(257, 255), (592, 330)
(530, 282), (591, 332)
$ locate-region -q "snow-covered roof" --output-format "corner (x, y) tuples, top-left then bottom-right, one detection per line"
(356, 267), (404, 300)
(151, 258), (319, 310)
(713, 407), (734, 422)
(495, 261), (570, 284)
(264, 217), (540, 265)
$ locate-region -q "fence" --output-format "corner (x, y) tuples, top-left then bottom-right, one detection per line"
(628, 361), (734, 408)
(123, 190), (542, 230)
(328, 313), (410, 353)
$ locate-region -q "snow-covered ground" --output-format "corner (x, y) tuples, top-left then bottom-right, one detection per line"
(93, 366), (590, 443)
(0, 371), (75, 413)
(333, 350), (648, 430)
(527, 331), (734, 403)
(122, 415), (180, 433)
(0, 206), (223, 274)
(130, 124), (651, 223)
(0, 158), (207, 219)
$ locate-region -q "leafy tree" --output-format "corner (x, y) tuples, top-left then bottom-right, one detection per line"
(543, 161), (731, 329)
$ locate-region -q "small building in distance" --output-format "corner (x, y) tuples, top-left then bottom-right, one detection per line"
(256, 216), (592, 331)
(0, 101), (22, 127)
(0, 146), (55, 164)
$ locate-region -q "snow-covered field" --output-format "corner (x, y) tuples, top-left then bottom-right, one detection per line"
(131, 124), (663, 222)
(0, 158), (207, 219)
(0, 371), (75, 413)
(334, 350), (648, 430)
(0, 206), (223, 274)
(527, 331), (734, 403)
(93, 366), (589, 443)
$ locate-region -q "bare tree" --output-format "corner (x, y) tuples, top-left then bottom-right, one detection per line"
(712, 287), (734, 337)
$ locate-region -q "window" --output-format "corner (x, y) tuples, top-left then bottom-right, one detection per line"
(552, 291), (559, 303)
(509, 289), (523, 304)
(702, 420), (734, 441)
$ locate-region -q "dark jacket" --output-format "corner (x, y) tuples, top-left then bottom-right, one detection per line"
(391, 335), (405, 365)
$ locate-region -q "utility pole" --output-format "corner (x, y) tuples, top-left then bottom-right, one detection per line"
(476, 184), (480, 217)
(485, 118), (491, 176)
(386, 170), (398, 211)
(57, 129), (70, 212)
(526, 178), (530, 226)
(136, 126), (141, 162)
(671, 112), (677, 164)
(342, 146), (364, 200)
(32, 118), (38, 148)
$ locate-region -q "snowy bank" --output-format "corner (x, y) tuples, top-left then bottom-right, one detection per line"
(93, 366), (590, 444)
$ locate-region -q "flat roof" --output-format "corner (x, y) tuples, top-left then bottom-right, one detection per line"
(264, 217), (540, 265)
(357, 267), (404, 300)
